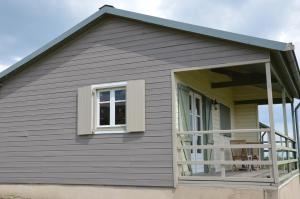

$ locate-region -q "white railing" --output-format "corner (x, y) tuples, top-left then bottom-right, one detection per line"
(274, 131), (298, 182)
(176, 128), (298, 184)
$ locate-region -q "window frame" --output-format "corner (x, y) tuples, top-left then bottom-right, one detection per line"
(91, 82), (127, 134)
(97, 88), (126, 128)
(189, 91), (203, 131)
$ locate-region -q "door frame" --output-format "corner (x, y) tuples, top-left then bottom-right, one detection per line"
(189, 91), (204, 173)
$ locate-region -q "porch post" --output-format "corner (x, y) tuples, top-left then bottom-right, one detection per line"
(282, 89), (288, 136)
(295, 103), (300, 168)
(291, 101), (296, 140)
(291, 101), (299, 170)
(265, 62), (279, 184)
(282, 90), (291, 172)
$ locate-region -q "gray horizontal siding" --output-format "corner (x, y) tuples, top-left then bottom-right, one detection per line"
(0, 16), (269, 187)
(2, 47), (264, 92)
(0, 87), (171, 106)
(0, 178), (171, 187)
(0, 110), (171, 122)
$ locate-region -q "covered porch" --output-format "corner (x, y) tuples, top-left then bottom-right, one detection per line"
(172, 60), (299, 185)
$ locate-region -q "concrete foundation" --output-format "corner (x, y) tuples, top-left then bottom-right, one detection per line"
(278, 175), (300, 199)
(0, 177), (298, 199)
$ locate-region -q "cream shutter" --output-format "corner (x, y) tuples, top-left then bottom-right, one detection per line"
(77, 86), (93, 135)
(126, 80), (145, 132)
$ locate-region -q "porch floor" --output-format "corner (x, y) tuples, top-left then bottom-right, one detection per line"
(192, 169), (271, 178)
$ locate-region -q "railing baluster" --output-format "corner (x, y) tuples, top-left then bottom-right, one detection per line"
(220, 147), (225, 178)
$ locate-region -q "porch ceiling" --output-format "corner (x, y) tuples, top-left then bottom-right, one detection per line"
(211, 65), (268, 89)
(175, 68), (285, 106)
(210, 64), (282, 96)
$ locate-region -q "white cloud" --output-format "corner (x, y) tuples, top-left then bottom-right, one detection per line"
(118, 0), (170, 18)
(274, 0), (300, 60)
(0, 56), (23, 73)
(62, 0), (169, 21)
(0, 63), (9, 72)
(12, 56), (22, 62)
(61, 0), (101, 20)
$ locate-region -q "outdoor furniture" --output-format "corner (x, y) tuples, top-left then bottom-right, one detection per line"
(230, 140), (248, 171)
(246, 142), (261, 171)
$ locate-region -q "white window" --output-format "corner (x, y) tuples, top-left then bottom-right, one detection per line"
(97, 88), (126, 128)
(77, 80), (145, 135)
(92, 82), (127, 134)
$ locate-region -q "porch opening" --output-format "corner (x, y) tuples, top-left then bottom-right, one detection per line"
(174, 62), (298, 184)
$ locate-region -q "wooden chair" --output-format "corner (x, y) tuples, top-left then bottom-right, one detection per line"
(230, 140), (248, 171)
(246, 141), (261, 171)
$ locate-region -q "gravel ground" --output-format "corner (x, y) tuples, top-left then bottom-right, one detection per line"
(0, 195), (30, 199)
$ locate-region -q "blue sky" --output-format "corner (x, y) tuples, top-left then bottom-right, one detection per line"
(0, 0), (299, 136)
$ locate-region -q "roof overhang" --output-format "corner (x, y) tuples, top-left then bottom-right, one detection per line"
(271, 50), (300, 98)
(0, 5), (299, 98)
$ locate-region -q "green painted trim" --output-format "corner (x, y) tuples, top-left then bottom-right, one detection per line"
(0, 5), (296, 81)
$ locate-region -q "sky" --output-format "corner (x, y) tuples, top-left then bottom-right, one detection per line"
(0, 0), (299, 136)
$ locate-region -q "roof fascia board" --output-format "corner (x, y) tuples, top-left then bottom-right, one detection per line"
(286, 51), (300, 97)
(276, 51), (299, 97)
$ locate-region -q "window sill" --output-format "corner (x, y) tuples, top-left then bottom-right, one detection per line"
(93, 130), (128, 134)
(93, 126), (127, 134)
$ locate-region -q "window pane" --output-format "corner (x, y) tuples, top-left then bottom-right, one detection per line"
(115, 101), (126, 125)
(115, 89), (126, 101)
(189, 114), (193, 130)
(189, 95), (192, 111)
(197, 117), (201, 131)
(196, 98), (200, 115)
(197, 136), (202, 153)
(100, 91), (110, 102)
(100, 103), (110, 125)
